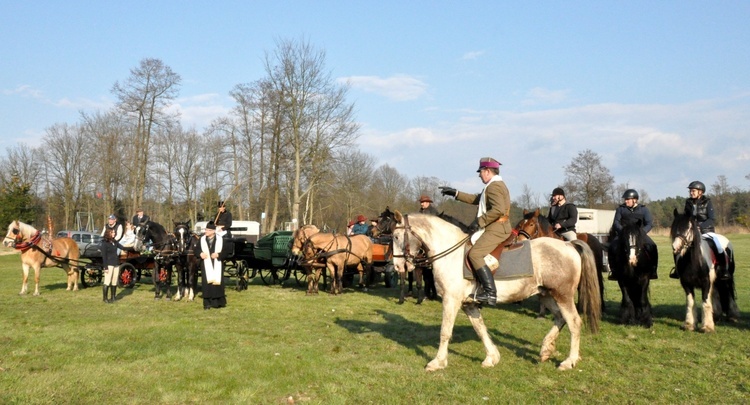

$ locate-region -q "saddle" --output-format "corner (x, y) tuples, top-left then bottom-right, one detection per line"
(462, 233), (533, 280)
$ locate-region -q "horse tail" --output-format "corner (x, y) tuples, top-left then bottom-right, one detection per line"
(571, 239), (601, 334)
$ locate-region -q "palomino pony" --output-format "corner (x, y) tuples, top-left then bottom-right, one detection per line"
(390, 211), (601, 371)
(299, 232), (373, 295)
(514, 209), (606, 313)
(3, 220), (80, 295)
(610, 220), (657, 327)
(670, 209), (739, 332)
(135, 220), (178, 300)
(290, 224), (327, 295)
(171, 221), (199, 302)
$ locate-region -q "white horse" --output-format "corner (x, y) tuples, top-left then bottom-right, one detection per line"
(390, 212), (601, 371)
(3, 220), (81, 295)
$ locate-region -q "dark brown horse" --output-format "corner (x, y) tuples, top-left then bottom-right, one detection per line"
(375, 207), (431, 304)
(3, 220), (80, 295)
(514, 209), (606, 313)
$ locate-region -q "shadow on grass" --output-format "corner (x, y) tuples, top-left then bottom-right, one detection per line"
(334, 307), (540, 366)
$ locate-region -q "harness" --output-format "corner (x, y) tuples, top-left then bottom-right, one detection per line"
(391, 214), (469, 267)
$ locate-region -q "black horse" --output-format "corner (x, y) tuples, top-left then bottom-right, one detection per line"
(610, 220), (656, 327)
(670, 209), (739, 331)
(172, 221), (200, 301)
(135, 220), (178, 300)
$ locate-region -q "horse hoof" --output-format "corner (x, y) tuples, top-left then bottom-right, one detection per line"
(700, 326), (715, 333)
(680, 324), (695, 332)
(425, 359), (446, 372)
(557, 360), (575, 370)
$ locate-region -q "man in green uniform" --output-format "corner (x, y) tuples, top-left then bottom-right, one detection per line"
(439, 157), (511, 306)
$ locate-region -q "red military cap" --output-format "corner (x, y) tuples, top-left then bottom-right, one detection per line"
(476, 157), (501, 172)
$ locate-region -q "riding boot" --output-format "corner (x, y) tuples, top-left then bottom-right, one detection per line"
(109, 286), (117, 303)
(102, 285), (108, 303)
(471, 265), (497, 306)
(669, 267), (680, 279)
(649, 265), (658, 280)
(715, 253), (730, 280)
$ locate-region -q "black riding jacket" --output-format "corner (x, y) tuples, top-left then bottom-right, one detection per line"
(613, 203), (653, 234)
(547, 202), (577, 233)
(684, 196), (715, 233)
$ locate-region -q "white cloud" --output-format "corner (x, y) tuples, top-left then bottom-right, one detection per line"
(461, 50), (485, 60)
(522, 87), (570, 105)
(339, 75), (427, 101)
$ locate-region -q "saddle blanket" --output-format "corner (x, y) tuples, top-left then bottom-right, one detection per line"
(463, 240), (534, 280)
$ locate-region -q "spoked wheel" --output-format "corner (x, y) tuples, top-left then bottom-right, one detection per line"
(235, 260), (248, 291)
(81, 266), (101, 288)
(294, 268), (307, 287)
(119, 263), (137, 288)
(259, 268), (281, 285)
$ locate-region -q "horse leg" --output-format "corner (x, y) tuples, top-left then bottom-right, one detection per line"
(700, 284), (715, 333)
(639, 278), (653, 328)
(165, 267), (173, 300)
(462, 303), (501, 368)
(618, 279), (636, 325)
(416, 267), (425, 304)
(33, 264), (42, 296)
(544, 294), (582, 370)
(682, 289), (697, 331)
(538, 295), (560, 362)
(173, 267), (183, 301)
(398, 272), (407, 304)
(154, 265), (162, 300)
(425, 297), (463, 372)
(20, 262), (30, 295)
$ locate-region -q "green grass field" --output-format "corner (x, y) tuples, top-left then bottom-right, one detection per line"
(1, 235), (749, 404)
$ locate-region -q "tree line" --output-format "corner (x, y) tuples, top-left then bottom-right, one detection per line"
(2, 39), (749, 235)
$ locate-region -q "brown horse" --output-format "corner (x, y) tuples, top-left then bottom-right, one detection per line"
(3, 220), (80, 295)
(300, 232), (373, 295)
(290, 224), (326, 295)
(514, 209), (606, 314)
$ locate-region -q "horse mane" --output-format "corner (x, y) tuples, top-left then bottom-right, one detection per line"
(618, 220), (644, 254)
(7, 220), (37, 238)
(436, 212), (471, 234)
(535, 214), (554, 235)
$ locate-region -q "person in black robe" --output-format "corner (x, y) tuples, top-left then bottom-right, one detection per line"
(194, 222), (228, 309)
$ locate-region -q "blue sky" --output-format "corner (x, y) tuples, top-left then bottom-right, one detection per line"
(2, 1), (750, 203)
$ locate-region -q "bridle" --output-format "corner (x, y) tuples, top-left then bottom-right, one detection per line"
(392, 214), (468, 268)
(514, 218), (540, 241)
(672, 220), (695, 256)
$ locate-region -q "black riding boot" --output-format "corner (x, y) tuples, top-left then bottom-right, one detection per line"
(669, 267), (680, 279)
(715, 253), (730, 280)
(102, 285), (108, 303)
(649, 265), (658, 280)
(471, 265), (497, 306)
(108, 286), (117, 303)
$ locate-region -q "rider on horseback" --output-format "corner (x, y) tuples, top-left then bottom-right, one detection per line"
(607, 189), (658, 280)
(547, 187), (578, 241)
(439, 157), (511, 306)
(678, 180), (729, 280)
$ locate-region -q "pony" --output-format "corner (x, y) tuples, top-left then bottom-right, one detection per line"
(135, 220), (178, 300)
(299, 232), (373, 295)
(390, 211), (601, 371)
(609, 220), (656, 327)
(376, 207), (430, 304)
(290, 224), (326, 295)
(3, 220), (81, 295)
(513, 208), (606, 314)
(670, 209), (739, 331)
(171, 221), (200, 301)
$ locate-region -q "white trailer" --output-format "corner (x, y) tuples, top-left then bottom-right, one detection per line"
(194, 220), (261, 243)
(576, 208), (615, 243)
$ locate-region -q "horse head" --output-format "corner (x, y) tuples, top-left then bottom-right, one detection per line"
(514, 209), (543, 241)
(3, 220), (36, 248)
(173, 221), (192, 255)
(375, 207), (397, 237)
(290, 224), (319, 256)
(670, 208), (700, 258)
(619, 219), (645, 268)
(135, 220), (170, 251)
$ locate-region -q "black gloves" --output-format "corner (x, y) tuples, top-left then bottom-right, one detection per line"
(468, 219), (480, 233)
(439, 186), (457, 197)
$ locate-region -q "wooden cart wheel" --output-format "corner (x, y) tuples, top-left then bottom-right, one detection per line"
(81, 266), (102, 288)
(259, 267), (282, 285)
(119, 263), (137, 288)
(235, 260), (248, 291)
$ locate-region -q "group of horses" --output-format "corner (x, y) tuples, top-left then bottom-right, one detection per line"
(2, 204), (741, 372)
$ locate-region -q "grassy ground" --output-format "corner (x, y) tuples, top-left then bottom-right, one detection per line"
(0, 235), (749, 404)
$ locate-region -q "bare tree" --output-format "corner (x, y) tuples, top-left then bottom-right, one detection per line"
(42, 123), (88, 230)
(711, 175), (734, 227)
(112, 58), (181, 213)
(410, 176), (446, 210)
(514, 184), (543, 211)
(562, 149), (614, 208)
(264, 37), (359, 225)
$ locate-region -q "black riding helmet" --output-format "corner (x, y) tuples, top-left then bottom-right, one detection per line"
(687, 181), (706, 192)
(622, 189), (639, 200)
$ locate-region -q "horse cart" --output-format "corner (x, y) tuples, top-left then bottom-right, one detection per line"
(244, 230), (309, 287)
(78, 247), (159, 289)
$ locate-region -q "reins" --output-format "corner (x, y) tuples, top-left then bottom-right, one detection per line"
(392, 214), (470, 267)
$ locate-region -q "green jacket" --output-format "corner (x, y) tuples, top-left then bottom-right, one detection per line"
(456, 180), (512, 235)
